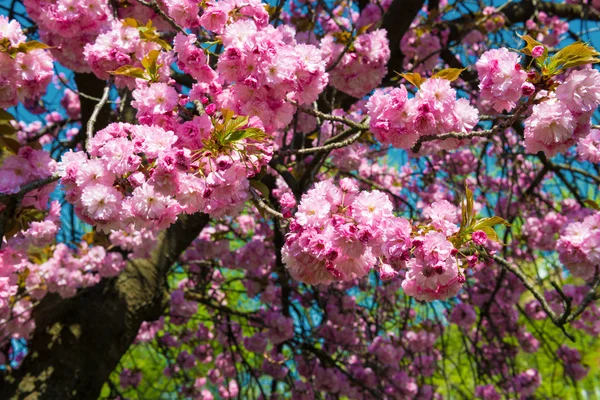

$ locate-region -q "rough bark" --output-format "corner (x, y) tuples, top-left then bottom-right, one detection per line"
(382, 0), (427, 83)
(0, 212), (210, 400)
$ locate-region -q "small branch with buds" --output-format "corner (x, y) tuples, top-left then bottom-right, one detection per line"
(0, 175), (60, 248)
(281, 130), (364, 155)
(411, 95), (536, 153)
(291, 101), (370, 131)
(136, 0), (185, 33)
(250, 187), (286, 221)
(493, 255), (600, 342)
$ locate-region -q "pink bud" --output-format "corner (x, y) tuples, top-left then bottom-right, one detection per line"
(472, 230), (488, 245)
(205, 103), (216, 115)
(531, 45), (545, 58)
(521, 82), (535, 96)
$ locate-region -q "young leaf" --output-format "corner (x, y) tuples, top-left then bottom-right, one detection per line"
(464, 186), (474, 228)
(225, 115), (249, 133)
(22, 40), (52, 52)
(478, 226), (500, 243)
(356, 23), (373, 35)
(432, 68), (466, 82)
(110, 65), (148, 80)
(122, 18), (141, 28)
(3, 218), (19, 239)
(0, 123), (16, 136)
(518, 34), (548, 59)
(224, 128), (265, 143)
(398, 72), (426, 88)
(306, 131), (319, 140)
(0, 109), (16, 135)
(250, 179), (270, 200)
(583, 199), (600, 211)
(472, 216), (511, 231)
(0, 109), (15, 122)
(548, 42), (600, 74)
(0, 136), (21, 153)
(0, 38), (10, 53)
(221, 109), (235, 126)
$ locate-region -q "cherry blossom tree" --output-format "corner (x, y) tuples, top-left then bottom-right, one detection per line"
(1, 0), (600, 399)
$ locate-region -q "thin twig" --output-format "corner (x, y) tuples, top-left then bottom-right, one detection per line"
(565, 269), (600, 324)
(291, 102), (370, 131)
(492, 255), (573, 340)
(411, 95), (535, 152)
(136, 0), (185, 33)
(250, 188), (286, 220)
(282, 131), (363, 155)
(491, 255), (600, 341)
(553, 162), (600, 184)
(86, 81), (111, 150)
(0, 175), (60, 204)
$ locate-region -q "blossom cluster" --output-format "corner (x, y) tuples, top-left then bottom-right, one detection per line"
(23, 0), (113, 72)
(578, 128), (600, 162)
(321, 29), (390, 98)
(0, 146), (57, 207)
(556, 211), (600, 280)
(400, 28), (444, 74)
(366, 79), (479, 150)
(282, 181), (481, 301)
(83, 20), (171, 88)
(546, 284), (600, 336)
(525, 11), (569, 47)
(199, 0), (269, 33)
(525, 68), (600, 156)
(282, 179), (392, 285)
(557, 345), (589, 381)
(215, 19), (328, 132)
(0, 16), (53, 108)
(58, 117), (271, 232)
(0, 199), (127, 343)
(173, 33), (217, 85)
(475, 48), (529, 113)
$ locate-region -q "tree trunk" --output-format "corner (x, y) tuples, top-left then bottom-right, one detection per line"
(0, 75), (210, 399)
(0, 212), (209, 399)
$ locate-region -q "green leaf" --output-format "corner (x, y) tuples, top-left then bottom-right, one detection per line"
(0, 136), (21, 153)
(464, 186), (474, 228)
(6, 40), (52, 58)
(0, 109), (15, 122)
(225, 115), (249, 133)
(548, 42), (600, 74)
(110, 65), (148, 80)
(518, 34), (548, 59)
(122, 18), (141, 28)
(0, 38), (10, 53)
(478, 226), (500, 243)
(306, 131), (319, 140)
(249, 179), (270, 199)
(397, 72), (426, 88)
(141, 49), (162, 80)
(432, 68), (466, 82)
(150, 37), (172, 51)
(0, 123), (16, 136)
(4, 218), (19, 239)
(20, 40), (52, 52)
(356, 23), (373, 35)
(224, 128), (265, 143)
(472, 216), (511, 231)
(584, 199), (600, 211)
